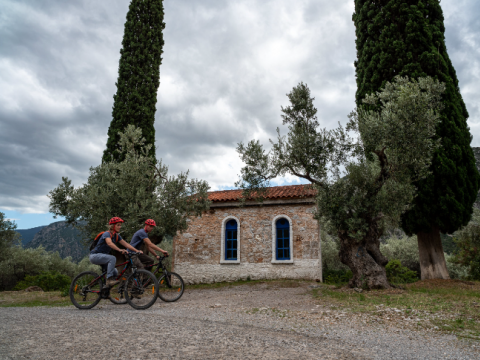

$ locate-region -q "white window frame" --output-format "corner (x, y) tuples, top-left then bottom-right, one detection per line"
(220, 216), (241, 264)
(271, 215), (293, 264)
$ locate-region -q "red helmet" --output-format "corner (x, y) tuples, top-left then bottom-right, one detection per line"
(109, 217), (124, 225)
(145, 219), (156, 227)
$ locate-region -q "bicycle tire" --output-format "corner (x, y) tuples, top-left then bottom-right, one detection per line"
(70, 271), (103, 310)
(125, 269), (159, 310)
(158, 272), (184, 302)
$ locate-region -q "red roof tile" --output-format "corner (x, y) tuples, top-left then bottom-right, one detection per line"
(208, 185), (316, 202)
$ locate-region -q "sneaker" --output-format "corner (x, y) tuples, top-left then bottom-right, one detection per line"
(106, 278), (120, 287)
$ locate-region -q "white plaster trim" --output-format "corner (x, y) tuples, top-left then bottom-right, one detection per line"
(175, 260), (319, 284)
(271, 215), (294, 264)
(220, 216), (241, 264)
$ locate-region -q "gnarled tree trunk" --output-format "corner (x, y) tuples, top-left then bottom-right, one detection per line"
(338, 234), (390, 289)
(417, 226), (449, 280)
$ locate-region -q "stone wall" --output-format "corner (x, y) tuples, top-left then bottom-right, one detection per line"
(172, 201), (322, 284)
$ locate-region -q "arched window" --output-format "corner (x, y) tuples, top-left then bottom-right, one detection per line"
(276, 218), (290, 260)
(225, 219), (238, 261)
(221, 216), (240, 264)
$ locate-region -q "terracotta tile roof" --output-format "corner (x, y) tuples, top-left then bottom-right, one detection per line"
(208, 184), (316, 202)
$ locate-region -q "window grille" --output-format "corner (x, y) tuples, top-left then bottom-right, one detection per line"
(225, 219), (238, 260)
(276, 218), (290, 260)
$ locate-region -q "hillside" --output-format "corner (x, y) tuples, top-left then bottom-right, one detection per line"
(16, 226), (46, 246)
(26, 221), (88, 261)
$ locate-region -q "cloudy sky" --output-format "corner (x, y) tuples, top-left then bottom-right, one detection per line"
(1, 0), (479, 229)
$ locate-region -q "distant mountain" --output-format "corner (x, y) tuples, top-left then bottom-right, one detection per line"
(16, 226), (46, 246)
(25, 221), (88, 261)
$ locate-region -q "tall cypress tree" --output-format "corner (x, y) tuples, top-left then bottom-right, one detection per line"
(103, 0), (165, 163)
(353, 0), (480, 279)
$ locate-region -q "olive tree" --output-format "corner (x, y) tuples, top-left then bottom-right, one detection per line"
(0, 212), (18, 256)
(49, 125), (210, 245)
(236, 77), (444, 289)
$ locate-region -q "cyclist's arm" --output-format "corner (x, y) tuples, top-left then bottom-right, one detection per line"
(118, 239), (143, 254)
(143, 238), (168, 257)
(105, 237), (127, 254)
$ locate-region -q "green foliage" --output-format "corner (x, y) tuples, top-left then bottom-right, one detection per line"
(440, 233), (458, 255)
(323, 269), (353, 285)
(379, 232), (469, 279)
(321, 231), (353, 284)
(238, 77), (443, 238)
(319, 77), (444, 239)
(237, 77), (444, 288)
(380, 234), (420, 275)
(162, 237), (173, 269)
(321, 232), (350, 272)
(49, 125), (210, 243)
(238, 77), (444, 239)
(352, 0), (480, 235)
(385, 259), (418, 284)
(451, 208), (480, 280)
(0, 212), (19, 255)
(60, 287), (70, 297)
(103, 0), (165, 163)
(0, 245), (98, 291)
(444, 253), (469, 280)
(13, 271), (71, 292)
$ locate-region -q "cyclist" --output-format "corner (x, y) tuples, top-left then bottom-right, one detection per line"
(89, 217), (143, 287)
(130, 219), (169, 269)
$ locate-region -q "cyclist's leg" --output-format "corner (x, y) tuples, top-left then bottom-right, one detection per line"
(90, 254), (118, 285)
(138, 254), (153, 271)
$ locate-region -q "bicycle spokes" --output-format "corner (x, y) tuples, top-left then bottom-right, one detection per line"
(125, 269), (158, 310)
(70, 271), (103, 309)
(158, 272), (184, 302)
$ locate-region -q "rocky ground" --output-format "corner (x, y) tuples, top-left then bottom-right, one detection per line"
(0, 282), (478, 359)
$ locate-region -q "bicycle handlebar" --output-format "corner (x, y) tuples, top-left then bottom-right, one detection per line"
(125, 251), (141, 258)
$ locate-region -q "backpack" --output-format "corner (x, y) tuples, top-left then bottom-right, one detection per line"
(89, 231), (119, 251)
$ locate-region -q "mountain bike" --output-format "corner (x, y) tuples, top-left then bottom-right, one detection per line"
(69, 253), (159, 310)
(149, 255), (185, 302)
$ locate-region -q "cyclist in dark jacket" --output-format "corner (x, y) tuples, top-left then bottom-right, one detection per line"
(130, 219), (168, 269)
(89, 217), (142, 287)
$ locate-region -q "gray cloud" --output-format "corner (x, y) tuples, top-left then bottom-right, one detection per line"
(0, 0), (479, 214)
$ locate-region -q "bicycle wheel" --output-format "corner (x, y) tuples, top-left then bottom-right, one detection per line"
(158, 272), (184, 302)
(125, 269), (159, 310)
(70, 271), (103, 310)
(108, 277), (128, 305)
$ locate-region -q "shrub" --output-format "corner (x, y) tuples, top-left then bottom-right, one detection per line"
(323, 269), (353, 285)
(385, 259), (418, 284)
(321, 232), (349, 272)
(380, 234), (420, 276)
(14, 271), (71, 291)
(159, 236), (173, 271)
(0, 245), (98, 291)
(451, 208), (480, 281)
(320, 231), (353, 284)
(60, 287), (70, 297)
(445, 253), (469, 280)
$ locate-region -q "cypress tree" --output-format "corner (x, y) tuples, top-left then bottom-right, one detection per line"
(103, 0), (165, 163)
(353, 0), (480, 279)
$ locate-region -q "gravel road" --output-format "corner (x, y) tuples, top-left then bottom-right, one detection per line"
(0, 282), (478, 359)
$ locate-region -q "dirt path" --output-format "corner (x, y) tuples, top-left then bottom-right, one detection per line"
(0, 282), (478, 359)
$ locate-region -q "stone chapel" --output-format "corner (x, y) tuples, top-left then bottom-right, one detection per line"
(172, 185), (322, 284)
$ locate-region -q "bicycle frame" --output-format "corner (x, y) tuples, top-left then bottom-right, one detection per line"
(82, 257), (136, 293)
(150, 257), (169, 277)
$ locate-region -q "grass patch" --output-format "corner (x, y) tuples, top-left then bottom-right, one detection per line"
(311, 279), (480, 340)
(0, 291), (72, 307)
